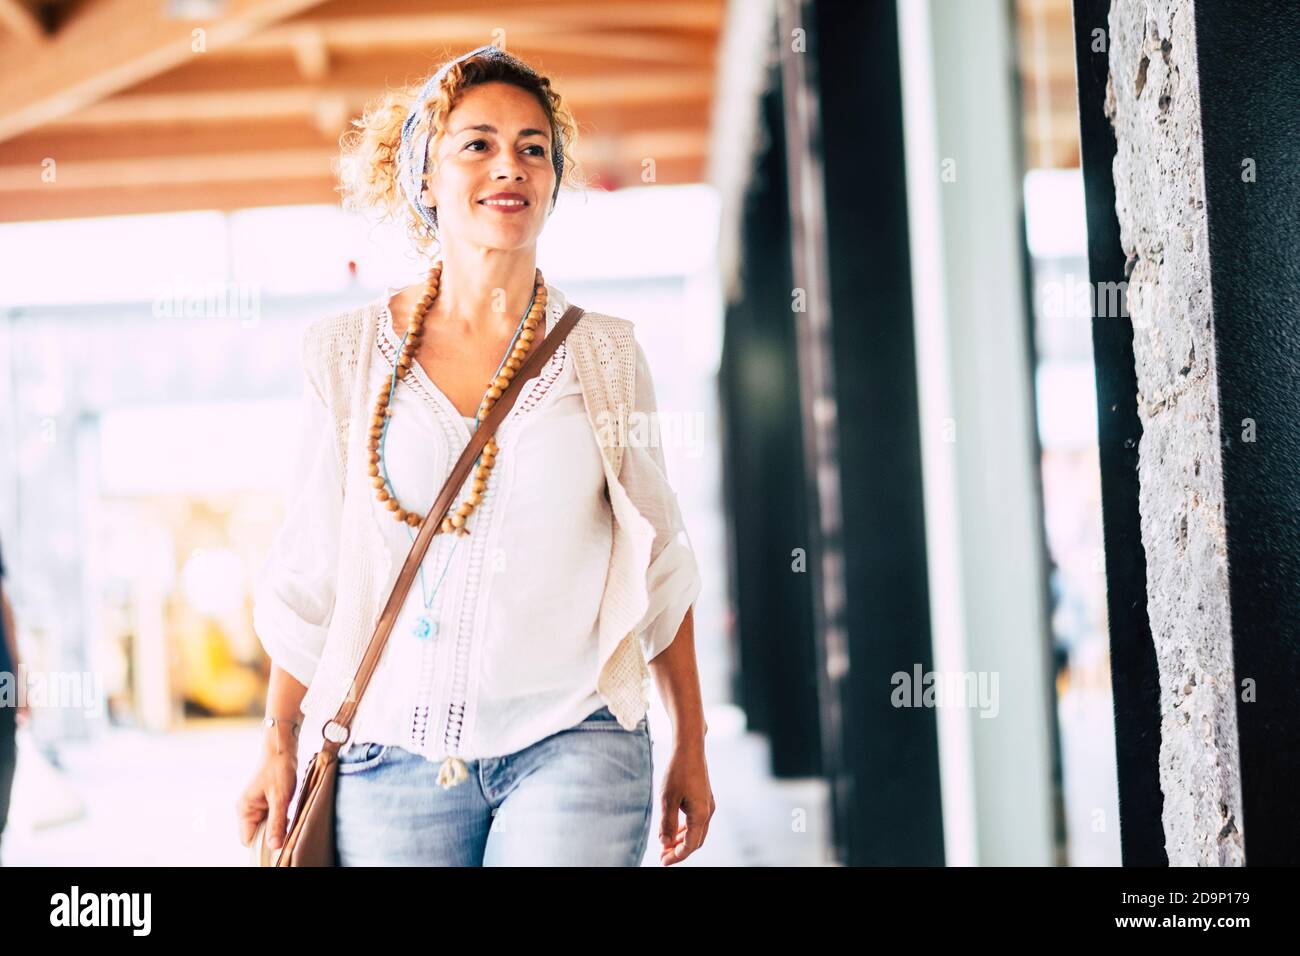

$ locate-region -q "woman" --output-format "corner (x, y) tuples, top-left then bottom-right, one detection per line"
(235, 44), (714, 866)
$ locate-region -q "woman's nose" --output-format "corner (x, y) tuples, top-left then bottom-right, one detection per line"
(492, 156), (525, 180)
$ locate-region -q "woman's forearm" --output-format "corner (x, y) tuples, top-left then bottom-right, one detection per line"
(647, 606), (707, 751)
(264, 663), (309, 756)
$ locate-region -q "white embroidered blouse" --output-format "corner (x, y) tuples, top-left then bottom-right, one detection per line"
(252, 283), (701, 763)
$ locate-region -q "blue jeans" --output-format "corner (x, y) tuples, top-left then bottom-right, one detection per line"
(333, 704), (654, 866)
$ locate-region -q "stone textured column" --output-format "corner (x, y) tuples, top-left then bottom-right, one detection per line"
(1104, 0), (1243, 866)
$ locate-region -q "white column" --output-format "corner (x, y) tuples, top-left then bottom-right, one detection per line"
(897, 0), (1056, 866)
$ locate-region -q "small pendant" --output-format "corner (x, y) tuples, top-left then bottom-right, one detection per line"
(412, 614), (438, 641)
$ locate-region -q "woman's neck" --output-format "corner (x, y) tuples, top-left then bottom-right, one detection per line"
(428, 253), (539, 337)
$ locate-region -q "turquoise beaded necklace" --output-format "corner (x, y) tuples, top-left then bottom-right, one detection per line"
(377, 287), (540, 641)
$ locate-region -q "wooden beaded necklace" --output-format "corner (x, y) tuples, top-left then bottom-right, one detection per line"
(368, 260), (547, 534)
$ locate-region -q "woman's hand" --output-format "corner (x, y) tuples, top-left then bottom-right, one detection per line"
(657, 742), (715, 865)
(236, 751), (299, 850)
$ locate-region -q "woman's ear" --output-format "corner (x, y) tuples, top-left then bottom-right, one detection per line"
(418, 168), (437, 207)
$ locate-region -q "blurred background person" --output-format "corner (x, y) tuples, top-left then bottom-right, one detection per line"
(0, 536), (30, 865)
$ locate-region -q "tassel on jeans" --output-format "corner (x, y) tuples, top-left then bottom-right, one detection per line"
(437, 756), (469, 789)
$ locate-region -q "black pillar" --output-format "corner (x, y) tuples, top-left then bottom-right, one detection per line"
(1072, 0), (1167, 867)
(782, 0), (942, 865)
(717, 55), (822, 781)
(1194, 0), (1300, 866)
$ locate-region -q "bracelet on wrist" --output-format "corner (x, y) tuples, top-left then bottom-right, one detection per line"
(263, 716), (302, 755)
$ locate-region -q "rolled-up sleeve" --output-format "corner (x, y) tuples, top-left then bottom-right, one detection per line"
(624, 336), (702, 663)
(251, 359), (342, 689)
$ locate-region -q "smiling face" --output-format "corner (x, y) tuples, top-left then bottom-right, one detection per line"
(419, 81), (557, 253)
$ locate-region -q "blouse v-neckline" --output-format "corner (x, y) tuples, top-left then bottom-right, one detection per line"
(377, 287), (564, 442)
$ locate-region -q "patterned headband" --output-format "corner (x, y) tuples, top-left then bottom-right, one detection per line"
(397, 43), (565, 232)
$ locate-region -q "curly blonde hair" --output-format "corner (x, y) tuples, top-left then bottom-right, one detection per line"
(336, 47), (585, 257)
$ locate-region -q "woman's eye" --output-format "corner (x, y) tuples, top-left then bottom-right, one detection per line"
(464, 139), (546, 157)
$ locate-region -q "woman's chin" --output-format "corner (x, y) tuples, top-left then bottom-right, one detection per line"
(467, 226), (540, 251)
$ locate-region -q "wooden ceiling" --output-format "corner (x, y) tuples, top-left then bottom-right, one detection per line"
(1015, 0), (1081, 170)
(0, 0), (1081, 225)
(0, 0), (725, 222)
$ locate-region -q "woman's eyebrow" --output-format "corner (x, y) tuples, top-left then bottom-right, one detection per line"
(454, 123), (549, 139)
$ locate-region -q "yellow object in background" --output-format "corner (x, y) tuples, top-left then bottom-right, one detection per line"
(176, 616), (261, 716)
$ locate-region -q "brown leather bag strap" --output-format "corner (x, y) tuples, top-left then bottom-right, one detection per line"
(321, 302), (587, 749)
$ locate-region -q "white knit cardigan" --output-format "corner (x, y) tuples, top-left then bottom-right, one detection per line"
(294, 288), (696, 735)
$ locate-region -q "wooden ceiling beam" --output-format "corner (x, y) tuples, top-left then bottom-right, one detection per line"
(290, 26), (330, 81)
(0, 147), (338, 190)
(0, 131), (707, 191)
(279, 0), (723, 34)
(1020, 76), (1085, 106)
(1014, 0), (1074, 22)
(0, 97), (713, 164)
(244, 21), (718, 64)
(0, 0), (332, 143)
(43, 71), (716, 128)
(124, 44), (719, 97)
(0, 119), (334, 164)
